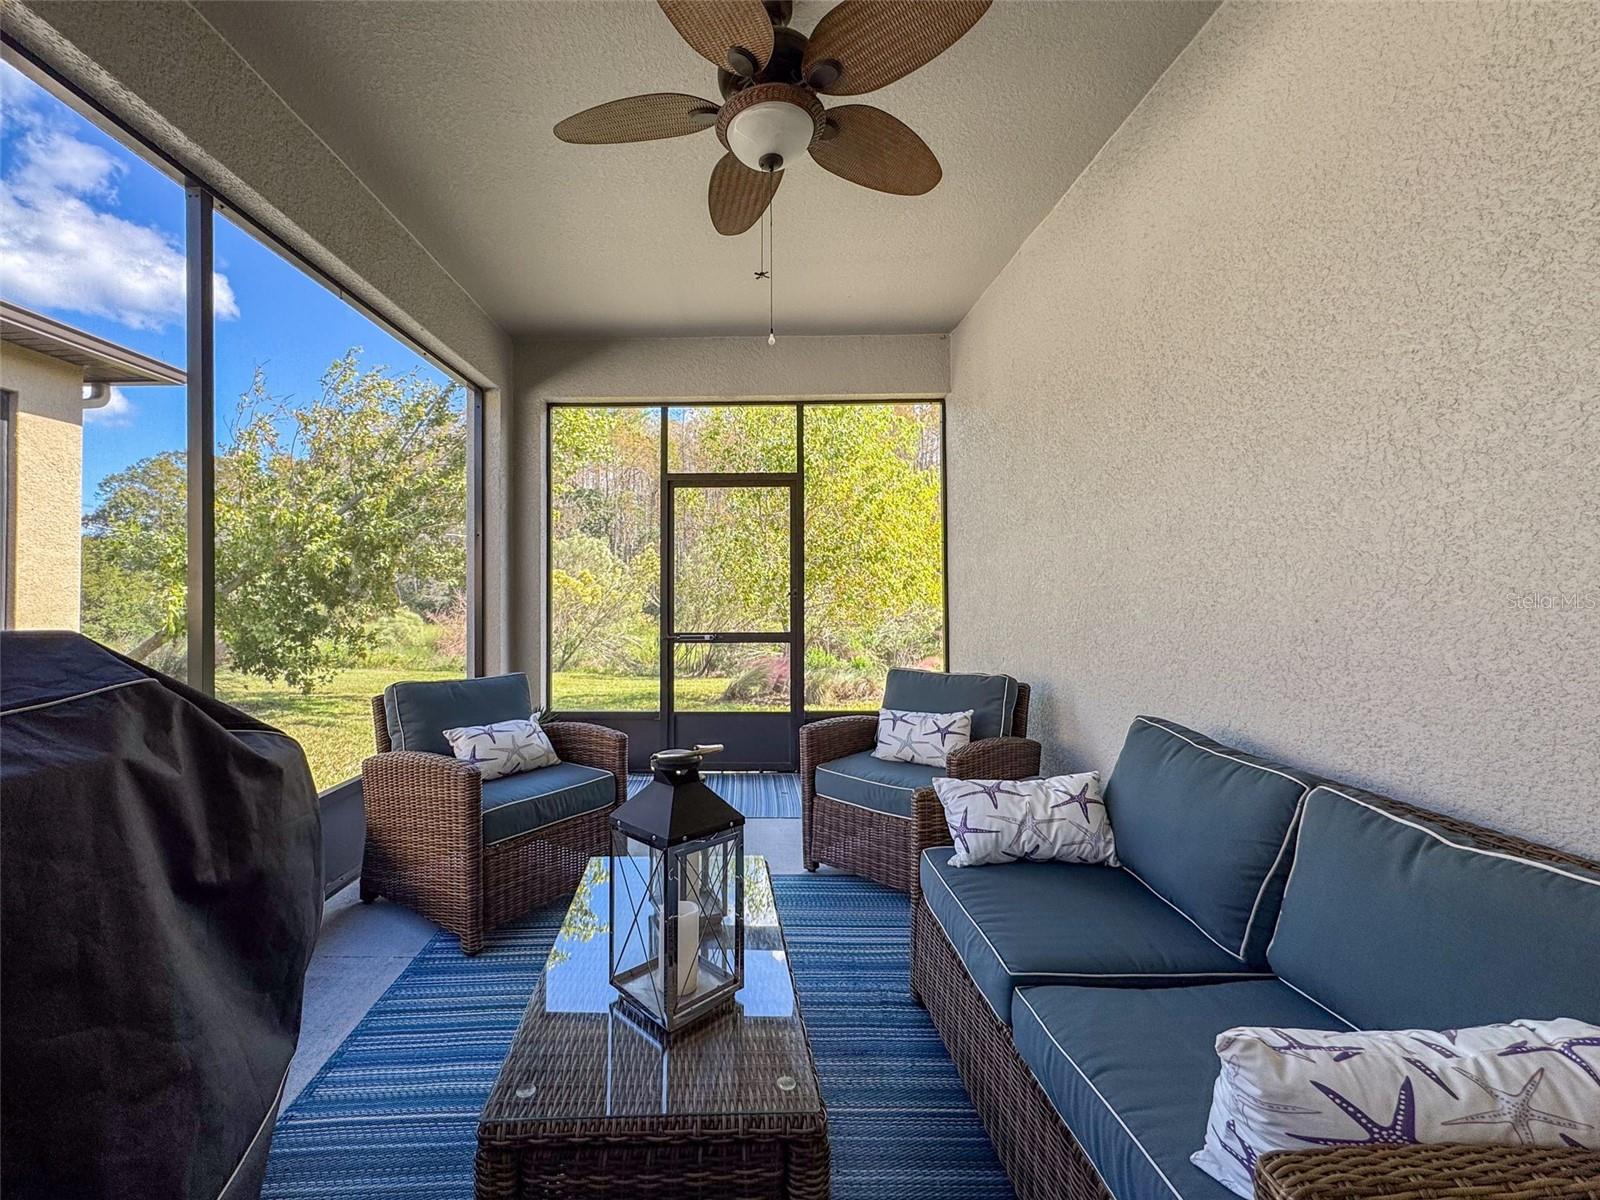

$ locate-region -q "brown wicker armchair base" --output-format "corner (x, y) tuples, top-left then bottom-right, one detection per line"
(361, 698), (626, 954)
(800, 682), (1039, 893)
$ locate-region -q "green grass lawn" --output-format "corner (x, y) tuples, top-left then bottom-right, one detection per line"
(550, 671), (783, 712)
(218, 667), (458, 791)
(218, 667), (780, 791)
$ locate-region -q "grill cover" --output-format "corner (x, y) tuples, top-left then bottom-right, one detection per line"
(1, 632), (322, 1199)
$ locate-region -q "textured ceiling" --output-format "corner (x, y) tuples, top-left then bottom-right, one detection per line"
(194, 0), (1216, 337)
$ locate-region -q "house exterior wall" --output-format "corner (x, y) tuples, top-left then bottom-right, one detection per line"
(946, 2), (1600, 855)
(2, 345), (87, 629)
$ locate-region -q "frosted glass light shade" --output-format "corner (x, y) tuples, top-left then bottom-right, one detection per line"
(725, 100), (815, 172)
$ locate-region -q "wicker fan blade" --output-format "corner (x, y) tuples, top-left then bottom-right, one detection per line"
(708, 153), (782, 235)
(809, 105), (940, 195)
(802, 0), (991, 96)
(554, 94), (722, 144)
(658, 1), (774, 72)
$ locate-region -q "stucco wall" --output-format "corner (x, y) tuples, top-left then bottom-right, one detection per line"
(511, 334), (950, 696)
(5, 1), (518, 672)
(947, 3), (1600, 855)
(2, 346), (87, 629)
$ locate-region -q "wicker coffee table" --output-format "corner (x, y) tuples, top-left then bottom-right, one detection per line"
(476, 856), (829, 1198)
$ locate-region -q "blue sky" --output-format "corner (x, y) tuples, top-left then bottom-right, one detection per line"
(0, 61), (458, 506)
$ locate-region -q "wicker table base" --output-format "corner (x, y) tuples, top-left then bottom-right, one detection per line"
(475, 857), (828, 1199)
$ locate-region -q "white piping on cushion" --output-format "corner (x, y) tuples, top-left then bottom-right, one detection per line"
(814, 791), (913, 820)
(1128, 717), (1313, 960)
(482, 773), (614, 847)
(815, 765), (921, 792)
(0, 676), (154, 716)
(1273, 974), (1357, 1030)
(920, 870), (1010, 1027)
(1132, 717), (1308, 788)
(1009, 988), (1120, 1198)
(1322, 785), (1600, 888)
(1014, 989), (1185, 1200)
(1237, 792), (1309, 959)
(921, 851), (1274, 989)
(1260, 784), (1597, 1025)
(1121, 864), (1244, 962)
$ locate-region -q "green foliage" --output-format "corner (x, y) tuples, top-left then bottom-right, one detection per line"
(549, 534), (646, 671)
(80, 451), (187, 655)
(549, 402), (944, 709)
(81, 350), (466, 690)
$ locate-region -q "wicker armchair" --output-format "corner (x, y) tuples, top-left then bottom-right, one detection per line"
(800, 681), (1039, 893)
(360, 697), (626, 954)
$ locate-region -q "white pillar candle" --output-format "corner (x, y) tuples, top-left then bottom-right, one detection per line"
(673, 899), (701, 998)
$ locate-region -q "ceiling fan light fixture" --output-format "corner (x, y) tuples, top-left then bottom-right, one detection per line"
(727, 99), (815, 172)
(717, 82), (824, 173)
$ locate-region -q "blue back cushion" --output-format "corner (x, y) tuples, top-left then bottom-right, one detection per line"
(1269, 785), (1600, 1029)
(883, 669), (1017, 741)
(383, 673), (532, 757)
(1103, 717), (1320, 967)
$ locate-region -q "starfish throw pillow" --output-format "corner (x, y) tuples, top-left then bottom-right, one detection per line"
(441, 716), (560, 780)
(874, 708), (973, 768)
(931, 772), (1117, 867)
(1192, 1018), (1600, 1198)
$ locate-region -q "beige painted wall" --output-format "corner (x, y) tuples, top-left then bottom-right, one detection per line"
(5, 1), (519, 671)
(511, 334), (950, 695)
(947, 3), (1600, 855)
(2, 346), (88, 629)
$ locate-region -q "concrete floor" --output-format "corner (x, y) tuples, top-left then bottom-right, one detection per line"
(286, 816), (813, 1106)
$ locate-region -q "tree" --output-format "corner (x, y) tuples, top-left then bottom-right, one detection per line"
(548, 535), (644, 671)
(81, 351), (466, 690)
(545, 402), (945, 704)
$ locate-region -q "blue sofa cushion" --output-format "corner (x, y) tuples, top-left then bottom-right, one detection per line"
(480, 762), (615, 846)
(1103, 717), (1320, 967)
(1268, 784), (1600, 1030)
(883, 668), (1018, 741)
(920, 848), (1274, 1025)
(813, 750), (936, 818)
(1013, 980), (1350, 1200)
(384, 673), (531, 758)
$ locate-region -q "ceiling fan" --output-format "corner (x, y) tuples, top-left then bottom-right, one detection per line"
(553, 0), (991, 235)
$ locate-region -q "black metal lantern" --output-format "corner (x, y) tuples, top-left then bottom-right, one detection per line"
(609, 745), (745, 1032)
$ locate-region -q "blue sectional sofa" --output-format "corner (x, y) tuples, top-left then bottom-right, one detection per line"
(908, 716), (1600, 1200)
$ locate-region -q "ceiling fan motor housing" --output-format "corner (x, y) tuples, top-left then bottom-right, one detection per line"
(717, 83), (825, 173)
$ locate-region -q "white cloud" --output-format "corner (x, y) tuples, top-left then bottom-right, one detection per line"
(82, 386), (136, 427)
(0, 65), (238, 331)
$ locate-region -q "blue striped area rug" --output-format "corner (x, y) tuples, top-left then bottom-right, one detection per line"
(628, 770), (801, 819)
(263, 877), (1011, 1199)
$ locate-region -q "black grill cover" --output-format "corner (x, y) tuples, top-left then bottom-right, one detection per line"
(1, 632), (322, 1199)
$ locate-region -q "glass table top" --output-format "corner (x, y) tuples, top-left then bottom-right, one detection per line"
(479, 856), (822, 1126)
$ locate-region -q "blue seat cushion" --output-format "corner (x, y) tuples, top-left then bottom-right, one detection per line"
(1013, 980), (1349, 1200)
(1268, 784), (1600, 1030)
(383, 673), (531, 757)
(1103, 716), (1321, 967)
(883, 668), (1018, 740)
(480, 762), (615, 845)
(813, 750), (936, 818)
(920, 848), (1274, 1026)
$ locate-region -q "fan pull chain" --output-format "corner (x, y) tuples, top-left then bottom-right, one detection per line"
(767, 197), (776, 346)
